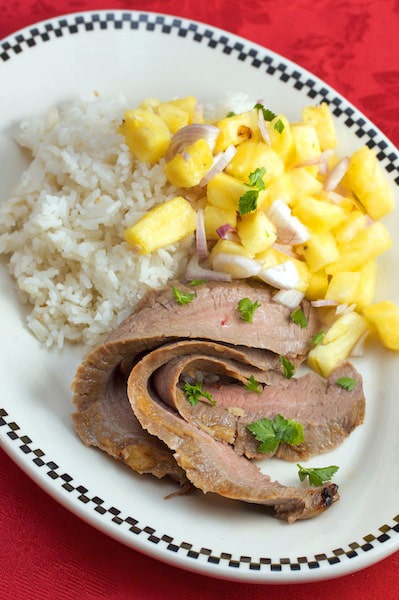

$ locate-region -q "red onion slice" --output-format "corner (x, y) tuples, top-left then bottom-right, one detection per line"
(216, 223), (238, 240)
(257, 108), (271, 145)
(199, 145), (237, 186)
(335, 302), (356, 315)
(310, 299), (339, 308)
(323, 156), (350, 192)
(272, 289), (305, 309)
(195, 208), (208, 261)
(185, 254), (232, 282)
(165, 124), (220, 162)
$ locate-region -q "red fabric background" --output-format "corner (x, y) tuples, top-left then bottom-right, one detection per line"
(1, 1), (399, 598)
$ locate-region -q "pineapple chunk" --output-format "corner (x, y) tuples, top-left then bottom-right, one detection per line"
(156, 96), (198, 133)
(204, 205), (237, 240)
(210, 239), (254, 261)
(307, 311), (369, 377)
(305, 270), (329, 300)
(213, 109), (260, 152)
(363, 301), (399, 350)
(256, 247), (310, 292)
(302, 102), (337, 150)
(267, 172), (295, 206)
(292, 195), (347, 232)
(237, 211), (276, 254)
(225, 140), (284, 184)
(268, 114), (295, 163)
(325, 271), (361, 305)
(353, 261), (376, 310)
(343, 146), (394, 219)
(207, 173), (250, 211)
(166, 139), (213, 187)
(123, 196), (196, 254)
(326, 221), (392, 274)
(289, 168), (323, 202)
(333, 210), (367, 244)
(119, 108), (170, 163)
(298, 231), (340, 272)
(290, 123), (321, 175)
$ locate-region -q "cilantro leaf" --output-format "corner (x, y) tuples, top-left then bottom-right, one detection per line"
(336, 377), (356, 391)
(247, 414), (304, 454)
(254, 103), (277, 122)
(246, 167), (266, 190)
(238, 189), (259, 215)
(312, 331), (325, 347)
(280, 355), (295, 378)
(237, 298), (261, 323)
(188, 279), (206, 286)
(172, 287), (196, 305)
(297, 464), (339, 486)
(245, 375), (262, 393)
(226, 110), (235, 117)
(183, 382), (216, 406)
(290, 307), (308, 328)
(274, 118), (285, 134)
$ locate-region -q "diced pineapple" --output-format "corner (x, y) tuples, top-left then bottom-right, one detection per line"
(225, 140), (284, 184)
(298, 231), (340, 272)
(166, 139), (213, 187)
(256, 247), (310, 292)
(325, 271), (361, 305)
(213, 109), (260, 152)
(302, 102), (337, 150)
(326, 221), (392, 274)
(237, 211), (276, 254)
(343, 146), (394, 219)
(266, 172), (295, 206)
(139, 97), (160, 111)
(119, 108), (170, 163)
(289, 168), (323, 201)
(210, 239), (254, 261)
(363, 301), (399, 350)
(204, 205), (237, 240)
(206, 173), (249, 211)
(290, 123), (321, 175)
(267, 115), (295, 163)
(305, 270), (329, 300)
(353, 261), (376, 310)
(307, 311), (369, 377)
(156, 96), (198, 133)
(292, 195), (347, 232)
(333, 210), (367, 244)
(123, 196), (196, 254)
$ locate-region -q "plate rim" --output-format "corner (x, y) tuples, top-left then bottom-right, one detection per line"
(1, 8), (399, 584)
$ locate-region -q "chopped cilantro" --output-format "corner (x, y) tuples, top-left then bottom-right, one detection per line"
(274, 118), (285, 134)
(226, 110), (235, 117)
(183, 382), (216, 406)
(172, 287), (196, 305)
(188, 279), (206, 286)
(280, 355), (295, 379)
(245, 375), (262, 393)
(290, 307), (308, 328)
(336, 377), (356, 391)
(246, 167), (266, 190)
(247, 414), (304, 454)
(297, 464), (339, 486)
(237, 297), (261, 323)
(254, 103), (277, 122)
(312, 331), (325, 346)
(238, 190), (259, 215)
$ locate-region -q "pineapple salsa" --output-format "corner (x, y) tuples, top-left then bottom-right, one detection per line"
(119, 95), (398, 375)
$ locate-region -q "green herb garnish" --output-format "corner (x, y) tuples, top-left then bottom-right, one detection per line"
(172, 287), (196, 305)
(254, 103), (277, 122)
(280, 355), (295, 379)
(237, 298), (261, 323)
(238, 167), (266, 215)
(246, 167), (266, 190)
(297, 464), (339, 486)
(312, 331), (325, 347)
(188, 279), (206, 286)
(274, 118), (285, 134)
(226, 110), (236, 117)
(245, 375), (263, 393)
(183, 382), (216, 406)
(336, 377), (356, 391)
(290, 307), (308, 328)
(247, 414), (304, 454)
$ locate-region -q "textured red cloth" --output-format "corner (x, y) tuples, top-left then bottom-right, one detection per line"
(1, 1), (399, 598)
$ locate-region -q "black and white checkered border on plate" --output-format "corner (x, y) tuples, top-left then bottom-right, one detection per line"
(1, 10), (398, 186)
(1, 407), (398, 573)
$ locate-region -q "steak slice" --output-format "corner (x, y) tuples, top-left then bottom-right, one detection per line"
(127, 342), (339, 523)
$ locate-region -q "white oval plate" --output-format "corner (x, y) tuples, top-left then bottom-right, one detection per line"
(1, 10), (399, 584)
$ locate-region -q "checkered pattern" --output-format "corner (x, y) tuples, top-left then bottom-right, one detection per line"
(1, 406), (398, 573)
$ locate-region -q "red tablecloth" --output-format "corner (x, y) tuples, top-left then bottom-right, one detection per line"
(1, 1), (399, 598)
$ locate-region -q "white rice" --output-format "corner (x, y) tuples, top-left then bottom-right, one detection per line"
(0, 93), (240, 348)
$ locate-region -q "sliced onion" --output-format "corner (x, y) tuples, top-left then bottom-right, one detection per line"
(165, 124), (220, 162)
(350, 330), (370, 357)
(272, 242), (300, 258)
(199, 145), (237, 186)
(212, 253), (261, 279)
(257, 108), (271, 145)
(216, 223), (237, 240)
(267, 199), (310, 245)
(323, 156), (350, 192)
(328, 191), (346, 205)
(311, 299), (338, 308)
(185, 254), (232, 282)
(195, 209), (208, 261)
(258, 261), (299, 290)
(272, 289), (304, 309)
(335, 303), (356, 315)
